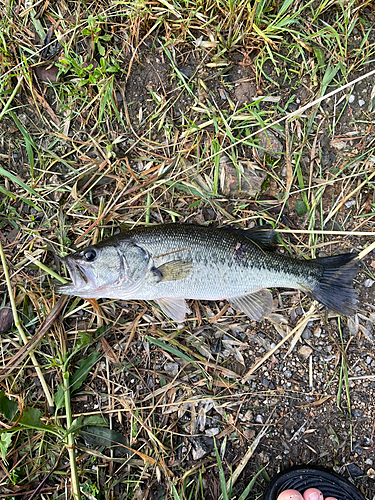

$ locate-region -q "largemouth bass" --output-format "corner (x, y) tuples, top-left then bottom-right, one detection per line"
(57, 224), (359, 322)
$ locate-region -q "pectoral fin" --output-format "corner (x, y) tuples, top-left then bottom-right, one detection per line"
(155, 297), (189, 323)
(155, 260), (193, 282)
(229, 289), (273, 321)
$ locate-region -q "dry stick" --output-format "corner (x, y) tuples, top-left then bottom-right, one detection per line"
(285, 121), (293, 192)
(356, 239), (375, 261)
(276, 229), (375, 236)
(0, 239), (54, 407)
(0, 295), (68, 381)
(308, 118), (325, 202)
(227, 425), (268, 486)
(323, 168), (375, 226)
(242, 305), (316, 381)
(123, 307), (147, 354)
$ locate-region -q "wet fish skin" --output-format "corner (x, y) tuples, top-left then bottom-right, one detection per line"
(57, 224), (359, 322)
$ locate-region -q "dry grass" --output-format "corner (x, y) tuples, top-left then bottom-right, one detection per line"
(1, 0), (375, 498)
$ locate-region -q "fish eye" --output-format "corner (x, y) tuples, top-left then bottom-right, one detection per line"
(84, 248), (97, 262)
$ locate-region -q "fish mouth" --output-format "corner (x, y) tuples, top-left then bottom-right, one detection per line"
(56, 256), (95, 295)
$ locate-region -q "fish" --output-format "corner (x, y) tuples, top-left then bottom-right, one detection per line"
(57, 224), (359, 323)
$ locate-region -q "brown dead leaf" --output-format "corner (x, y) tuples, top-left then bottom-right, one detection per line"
(297, 395), (331, 408)
(27, 86), (60, 125)
(0, 304), (13, 334)
(101, 338), (120, 365)
(34, 64), (59, 83)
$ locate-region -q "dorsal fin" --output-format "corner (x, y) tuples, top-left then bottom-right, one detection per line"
(224, 226), (279, 251)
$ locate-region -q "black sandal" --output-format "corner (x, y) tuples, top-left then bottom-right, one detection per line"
(262, 465), (366, 500)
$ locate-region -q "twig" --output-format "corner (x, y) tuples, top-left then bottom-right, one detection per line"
(285, 121), (293, 193)
(276, 229), (375, 236)
(0, 295), (68, 381)
(323, 169), (375, 226)
(242, 305), (316, 381)
(0, 238), (54, 407)
(63, 364), (81, 500)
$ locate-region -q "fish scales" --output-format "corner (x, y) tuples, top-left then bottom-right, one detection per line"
(122, 224), (320, 300)
(58, 223), (359, 322)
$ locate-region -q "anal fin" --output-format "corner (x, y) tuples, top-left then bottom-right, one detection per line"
(155, 297), (188, 323)
(229, 289), (273, 321)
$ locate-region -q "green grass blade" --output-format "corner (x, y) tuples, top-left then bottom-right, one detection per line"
(0, 166), (41, 199)
(237, 468), (265, 500)
(146, 336), (196, 364)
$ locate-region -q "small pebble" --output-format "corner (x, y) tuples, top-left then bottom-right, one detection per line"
(244, 429), (256, 439)
(205, 428), (220, 436)
(260, 377), (270, 388)
(347, 464), (363, 477)
(244, 410), (253, 421)
(302, 327), (312, 340)
(299, 346), (313, 359)
(164, 362), (179, 376)
(351, 409), (363, 417)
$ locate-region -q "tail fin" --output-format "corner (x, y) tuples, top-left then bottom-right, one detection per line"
(307, 253), (359, 316)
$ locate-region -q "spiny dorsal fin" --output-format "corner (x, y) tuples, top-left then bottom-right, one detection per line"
(224, 226), (279, 251)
